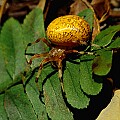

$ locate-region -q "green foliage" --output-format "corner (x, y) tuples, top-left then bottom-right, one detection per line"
(79, 55), (102, 95)
(42, 67), (73, 120)
(92, 25), (120, 49)
(93, 50), (113, 75)
(64, 60), (90, 109)
(4, 85), (38, 120)
(92, 25), (120, 76)
(0, 8), (120, 120)
(78, 8), (94, 30)
(108, 37), (120, 48)
(0, 8), (49, 120)
(0, 18), (25, 92)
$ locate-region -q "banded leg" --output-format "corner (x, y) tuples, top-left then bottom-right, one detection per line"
(27, 53), (49, 64)
(35, 56), (63, 83)
(65, 49), (95, 55)
(25, 38), (52, 61)
(58, 59), (63, 80)
(25, 38), (51, 54)
(35, 58), (50, 83)
(57, 59), (65, 92)
(35, 57), (52, 97)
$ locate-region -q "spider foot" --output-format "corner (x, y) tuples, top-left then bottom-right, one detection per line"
(35, 77), (38, 83)
(27, 60), (32, 65)
(27, 43), (32, 46)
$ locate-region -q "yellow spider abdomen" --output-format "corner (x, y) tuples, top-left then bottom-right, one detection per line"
(46, 15), (91, 48)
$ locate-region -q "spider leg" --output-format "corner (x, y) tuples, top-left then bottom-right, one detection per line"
(27, 53), (48, 64)
(35, 57), (51, 94)
(57, 59), (64, 92)
(33, 38), (52, 47)
(25, 38), (52, 60)
(35, 56), (63, 83)
(36, 55), (64, 92)
(33, 57), (51, 103)
(58, 59), (63, 80)
(35, 58), (50, 83)
(65, 49), (95, 55)
(25, 38), (51, 53)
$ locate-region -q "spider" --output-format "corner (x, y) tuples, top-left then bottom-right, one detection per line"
(25, 15), (91, 87)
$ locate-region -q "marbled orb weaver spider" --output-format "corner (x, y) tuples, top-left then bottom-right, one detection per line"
(25, 15), (91, 85)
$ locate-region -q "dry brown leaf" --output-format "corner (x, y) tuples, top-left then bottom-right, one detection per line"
(91, 0), (111, 23)
(0, 0), (7, 22)
(110, 0), (120, 7)
(69, 0), (88, 15)
(96, 90), (120, 120)
(37, 0), (46, 11)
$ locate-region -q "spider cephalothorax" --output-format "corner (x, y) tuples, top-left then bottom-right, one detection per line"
(25, 15), (91, 83)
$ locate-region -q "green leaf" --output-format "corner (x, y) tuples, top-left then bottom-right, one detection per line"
(0, 41), (12, 92)
(42, 66), (73, 120)
(0, 18), (25, 92)
(93, 50), (113, 75)
(0, 94), (8, 120)
(80, 55), (102, 95)
(4, 85), (38, 120)
(78, 8), (94, 30)
(64, 61), (90, 109)
(0, 18), (25, 78)
(26, 75), (48, 120)
(22, 8), (48, 68)
(22, 8), (46, 43)
(92, 25), (120, 50)
(108, 37), (120, 48)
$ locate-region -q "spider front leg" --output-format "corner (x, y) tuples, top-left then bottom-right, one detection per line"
(27, 53), (48, 65)
(25, 37), (51, 64)
(25, 38), (51, 58)
(25, 39), (50, 91)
